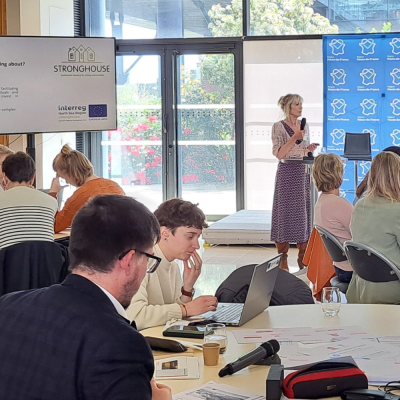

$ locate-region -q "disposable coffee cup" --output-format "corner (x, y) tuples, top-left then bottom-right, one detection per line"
(202, 342), (220, 366)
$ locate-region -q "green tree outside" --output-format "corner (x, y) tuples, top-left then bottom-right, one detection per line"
(208, 0), (338, 36)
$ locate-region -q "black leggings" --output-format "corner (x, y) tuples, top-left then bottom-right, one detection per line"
(334, 266), (353, 283)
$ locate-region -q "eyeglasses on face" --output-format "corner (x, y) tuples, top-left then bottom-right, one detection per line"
(118, 249), (161, 273)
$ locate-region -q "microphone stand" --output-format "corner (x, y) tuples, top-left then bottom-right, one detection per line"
(254, 353), (282, 366)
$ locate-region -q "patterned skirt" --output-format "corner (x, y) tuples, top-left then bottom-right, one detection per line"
(271, 162), (311, 243)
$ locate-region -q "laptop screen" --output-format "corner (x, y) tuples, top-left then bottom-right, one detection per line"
(344, 132), (371, 160)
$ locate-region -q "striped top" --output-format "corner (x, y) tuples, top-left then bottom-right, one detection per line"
(0, 186), (58, 250)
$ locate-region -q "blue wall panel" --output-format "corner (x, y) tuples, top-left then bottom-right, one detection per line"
(323, 34), (400, 202)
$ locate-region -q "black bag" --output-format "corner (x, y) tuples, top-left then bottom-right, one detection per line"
(215, 265), (314, 305)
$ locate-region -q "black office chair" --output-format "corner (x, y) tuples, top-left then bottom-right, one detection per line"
(344, 241), (400, 283)
(315, 225), (349, 293)
(0, 241), (69, 296)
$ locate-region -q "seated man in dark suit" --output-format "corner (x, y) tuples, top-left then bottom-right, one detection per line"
(0, 195), (172, 400)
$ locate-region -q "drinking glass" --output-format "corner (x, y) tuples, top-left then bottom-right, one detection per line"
(321, 287), (341, 316)
(204, 323), (227, 354)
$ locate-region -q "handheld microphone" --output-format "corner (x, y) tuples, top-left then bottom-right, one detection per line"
(295, 117), (306, 145)
(218, 340), (280, 377)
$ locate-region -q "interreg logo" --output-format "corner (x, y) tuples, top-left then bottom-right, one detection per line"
(389, 38), (400, 55)
(330, 128), (346, 145)
(331, 69), (346, 85)
(89, 104), (107, 118)
(360, 69), (376, 86)
(390, 129), (400, 146)
(359, 39), (376, 55)
(390, 99), (400, 116)
(390, 68), (400, 86)
(329, 39), (346, 56)
(331, 99), (347, 115)
(54, 45), (111, 74)
(360, 99), (377, 115)
(362, 129), (377, 145)
(360, 161), (371, 176)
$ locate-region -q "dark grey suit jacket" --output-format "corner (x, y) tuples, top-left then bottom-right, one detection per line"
(0, 274), (154, 400)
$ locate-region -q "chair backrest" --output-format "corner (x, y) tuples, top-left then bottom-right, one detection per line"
(0, 241), (69, 296)
(215, 264), (314, 306)
(344, 241), (400, 283)
(315, 225), (347, 263)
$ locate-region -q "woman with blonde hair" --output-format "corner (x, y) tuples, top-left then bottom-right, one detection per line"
(49, 144), (124, 233)
(347, 151), (400, 304)
(312, 153), (353, 282)
(355, 146), (400, 200)
(0, 145), (14, 191)
(271, 94), (318, 271)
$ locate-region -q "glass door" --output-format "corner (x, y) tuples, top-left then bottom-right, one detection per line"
(100, 42), (242, 216)
(101, 54), (163, 211)
(175, 53), (236, 215)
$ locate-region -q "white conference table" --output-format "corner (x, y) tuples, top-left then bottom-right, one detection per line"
(142, 304), (400, 398)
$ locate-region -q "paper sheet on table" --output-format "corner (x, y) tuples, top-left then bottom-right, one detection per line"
(278, 338), (400, 368)
(232, 327), (333, 344)
(155, 356), (200, 380)
(232, 326), (374, 344)
(321, 338), (400, 361)
(356, 359), (400, 385)
(377, 336), (400, 345)
(313, 326), (373, 341)
(173, 381), (263, 400)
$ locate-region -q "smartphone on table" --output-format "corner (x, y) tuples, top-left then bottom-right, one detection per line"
(163, 325), (206, 339)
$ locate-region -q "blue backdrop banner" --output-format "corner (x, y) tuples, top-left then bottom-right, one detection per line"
(323, 33), (400, 202)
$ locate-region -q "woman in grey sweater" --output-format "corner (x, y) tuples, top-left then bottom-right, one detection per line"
(348, 151), (400, 304)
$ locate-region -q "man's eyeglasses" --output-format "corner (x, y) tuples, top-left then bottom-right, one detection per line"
(118, 250), (161, 273)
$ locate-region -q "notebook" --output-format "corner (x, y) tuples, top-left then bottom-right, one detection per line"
(343, 132), (372, 161)
(202, 254), (282, 326)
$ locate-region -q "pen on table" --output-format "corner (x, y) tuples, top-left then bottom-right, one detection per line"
(243, 336), (262, 339)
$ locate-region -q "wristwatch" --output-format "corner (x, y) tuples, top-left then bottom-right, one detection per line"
(181, 286), (195, 298)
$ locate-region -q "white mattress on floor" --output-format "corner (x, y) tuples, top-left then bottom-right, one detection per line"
(203, 210), (272, 245)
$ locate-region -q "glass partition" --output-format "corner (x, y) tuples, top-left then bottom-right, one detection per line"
(87, 0), (242, 39)
(101, 55), (163, 211)
(177, 53), (236, 215)
(243, 39), (323, 210)
(247, 0), (399, 36)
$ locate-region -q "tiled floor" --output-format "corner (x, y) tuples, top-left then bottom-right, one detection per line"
(178, 244), (310, 298)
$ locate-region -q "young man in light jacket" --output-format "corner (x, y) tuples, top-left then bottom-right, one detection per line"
(126, 199), (218, 330)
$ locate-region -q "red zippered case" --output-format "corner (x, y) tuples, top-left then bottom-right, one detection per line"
(282, 361), (368, 399)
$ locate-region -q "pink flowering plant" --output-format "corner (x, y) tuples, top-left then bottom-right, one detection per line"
(108, 110), (162, 185)
(108, 54), (235, 186)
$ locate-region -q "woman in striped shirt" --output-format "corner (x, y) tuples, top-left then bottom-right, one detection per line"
(0, 152), (58, 250)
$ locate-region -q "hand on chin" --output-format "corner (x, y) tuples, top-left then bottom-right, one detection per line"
(180, 252), (193, 261)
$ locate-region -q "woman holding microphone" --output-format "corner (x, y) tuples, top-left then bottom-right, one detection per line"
(271, 94), (317, 271)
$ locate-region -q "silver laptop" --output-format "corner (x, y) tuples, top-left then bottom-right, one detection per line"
(202, 254), (282, 326)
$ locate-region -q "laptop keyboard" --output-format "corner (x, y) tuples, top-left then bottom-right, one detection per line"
(208, 303), (244, 323)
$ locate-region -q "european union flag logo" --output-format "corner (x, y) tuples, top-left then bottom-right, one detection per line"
(89, 104), (107, 118)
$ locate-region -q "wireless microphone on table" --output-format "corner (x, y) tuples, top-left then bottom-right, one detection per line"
(295, 117), (306, 145)
(218, 340), (280, 377)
